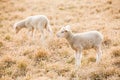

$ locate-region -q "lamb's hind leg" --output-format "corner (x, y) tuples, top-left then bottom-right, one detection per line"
(96, 46), (102, 63)
(40, 29), (45, 44)
(38, 24), (45, 42)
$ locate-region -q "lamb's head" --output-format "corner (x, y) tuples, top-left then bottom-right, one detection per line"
(56, 25), (71, 38)
(13, 23), (22, 33)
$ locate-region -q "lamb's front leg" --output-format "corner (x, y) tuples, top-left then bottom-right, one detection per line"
(78, 51), (82, 67)
(74, 50), (82, 80)
(75, 50), (82, 70)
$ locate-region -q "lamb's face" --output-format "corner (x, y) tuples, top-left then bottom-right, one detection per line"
(56, 25), (71, 38)
(13, 23), (21, 33)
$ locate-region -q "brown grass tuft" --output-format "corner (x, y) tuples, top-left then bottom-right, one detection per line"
(0, 55), (15, 77)
(23, 50), (30, 56)
(66, 56), (74, 64)
(34, 48), (49, 61)
(88, 57), (96, 62)
(5, 35), (11, 41)
(107, 0), (112, 4)
(90, 67), (120, 80)
(112, 57), (120, 68)
(0, 76), (13, 80)
(16, 58), (28, 70)
(0, 55), (15, 68)
(0, 41), (3, 48)
(0, 24), (3, 28)
(111, 47), (120, 57)
(103, 36), (112, 47)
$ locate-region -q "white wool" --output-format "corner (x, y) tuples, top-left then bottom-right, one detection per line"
(13, 15), (53, 40)
(57, 25), (103, 69)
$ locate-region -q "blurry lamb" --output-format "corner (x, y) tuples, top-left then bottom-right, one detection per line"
(13, 15), (53, 41)
(57, 25), (103, 69)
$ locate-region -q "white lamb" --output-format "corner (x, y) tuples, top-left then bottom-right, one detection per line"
(13, 15), (53, 41)
(56, 25), (103, 69)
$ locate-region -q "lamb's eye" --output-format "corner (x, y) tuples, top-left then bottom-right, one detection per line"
(61, 31), (64, 33)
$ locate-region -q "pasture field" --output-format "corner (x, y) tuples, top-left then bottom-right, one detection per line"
(0, 0), (120, 80)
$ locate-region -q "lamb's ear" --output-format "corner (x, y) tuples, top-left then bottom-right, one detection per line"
(65, 25), (71, 31)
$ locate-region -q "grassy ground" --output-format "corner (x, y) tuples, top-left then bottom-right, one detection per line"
(0, 0), (120, 80)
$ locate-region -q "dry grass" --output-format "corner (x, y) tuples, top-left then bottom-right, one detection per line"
(0, 0), (120, 80)
(0, 41), (3, 48)
(34, 48), (49, 61)
(111, 47), (120, 57)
